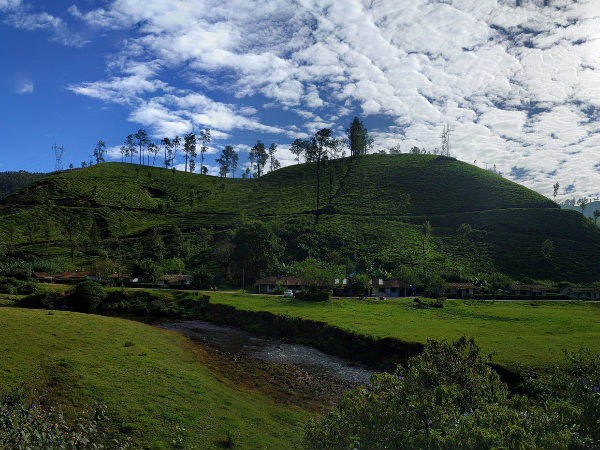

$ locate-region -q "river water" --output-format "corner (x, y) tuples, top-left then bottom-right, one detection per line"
(159, 320), (373, 385)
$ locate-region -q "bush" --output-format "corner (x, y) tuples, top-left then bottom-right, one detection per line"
(0, 394), (129, 449)
(18, 291), (66, 309)
(295, 290), (330, 301)
(300, 337), (580, 450)
(67, 280), (107, 312)
(0, 276), (38, 295)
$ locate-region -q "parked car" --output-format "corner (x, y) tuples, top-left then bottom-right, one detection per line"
(283, 289), (294, 298)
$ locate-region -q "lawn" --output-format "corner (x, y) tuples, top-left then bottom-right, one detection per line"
(0, 307), (308, 449)
(206, 292), (600, 373)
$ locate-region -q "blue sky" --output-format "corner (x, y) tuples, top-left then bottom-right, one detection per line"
(1, 0), (599, 200)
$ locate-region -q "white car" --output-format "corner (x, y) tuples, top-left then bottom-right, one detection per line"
(283, 289), (294, 298)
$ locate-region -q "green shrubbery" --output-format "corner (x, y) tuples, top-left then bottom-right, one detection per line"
(0, 394), (129, 450)
(301, 337), (600, 450)
(0, 276), (38, 295)
(68, 281), (107, 312)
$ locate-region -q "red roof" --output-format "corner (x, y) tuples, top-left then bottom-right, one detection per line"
(107, 273), (132, 279)
(446, 282), (477, 289)
(32, 272), (53, 279)
(510, 284), (547, 292)
(54, 271), (91, 279)
(161, 274), (192, 283)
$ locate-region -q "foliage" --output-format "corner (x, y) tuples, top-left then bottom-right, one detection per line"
(231, 221), (282, 283)
(301, 338), (574, 450)
(289, 258), (344, 292)
(132, 259), (163, 283)
(348, 274), (371, 298)
(0, 395), (128, 450)
(19, 290), (66, 309)
(0, 276), (38, 295)
(0, 171), (45, 201)
(68, 280), (107, 312)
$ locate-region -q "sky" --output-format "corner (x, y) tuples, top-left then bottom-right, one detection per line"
(1, 0), (599, 200)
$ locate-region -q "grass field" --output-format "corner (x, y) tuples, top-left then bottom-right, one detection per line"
(0, 307), (307, 449)
(205, 291), (600, 373)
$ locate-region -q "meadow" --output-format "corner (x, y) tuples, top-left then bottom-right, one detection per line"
(205, 292), (600, 373)
(0, 307), (307, 449)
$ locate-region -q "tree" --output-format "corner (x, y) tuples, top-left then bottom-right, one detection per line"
(148, 142), (159, 166)
(62, 215), (79, 262)
(172, 135), (181, 167)
(300, 337), (572, 450)
(541, 239), (555, 261)
(231, 148), (239, 178)
(216, 145), (237, 178)
(290, 138), (309, 164)
(268, 143), (280, 172)
(161, 138), (172, 168)
(553, 182), (560, 201)
(199, 129), (211, 174)
(249, 140), (268, 177)
(577, 197), (589, 214)
(183, 133), (196, 173)
(594, 209), (600, 226)
(310, 128), (335, 223)
(134, 129), (150, 165)
(347, 116), (368, 158)
(93, 140), (106, 164)
(289, 258), (344, 293)
(231, 221), (283, 284)
(124, 134), (136, 163)
(389, 144), (402, 154)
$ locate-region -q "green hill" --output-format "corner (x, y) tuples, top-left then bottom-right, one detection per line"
(0, 170), (45, 200)
(2, 155), (599, 282)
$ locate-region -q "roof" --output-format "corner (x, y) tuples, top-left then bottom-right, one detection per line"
(107, 273), (132, 279)
(510, 284), (547, 291)
(162, 274), (192, 283)
(54, 271), (91, 279)
(255, 276), (308, 286)
(32, 272), (53, 279)
(446, 282), (477, 289)
(567, 287), (600, 293)
(371, 278), (411, 288)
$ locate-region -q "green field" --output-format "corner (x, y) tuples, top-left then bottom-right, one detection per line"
(205, 292), (600, 373)
(0, 307), (307, 449)
(2, 155), (600, 281)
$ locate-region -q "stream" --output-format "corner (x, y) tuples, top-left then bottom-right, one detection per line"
(159, 320), (373, 385)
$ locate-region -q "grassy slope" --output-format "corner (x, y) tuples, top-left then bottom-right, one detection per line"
(206, 292), (600, 373)
(2, 155), (600, 280)
(0, 307), (307, 450)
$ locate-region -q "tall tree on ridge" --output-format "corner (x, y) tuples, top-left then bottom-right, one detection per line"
(553, 182), (560, 201)
(347, 116), (368, 159)
(161, 138), (172, 168)
(250, 140), (268, 177)
(172, 136), (181, 168)
(231, 147), (239, 178)
(134, 129), (150, 165)
(93, 140), (106, 164)
(268, 143), (280, 172)
(216, 145), (237, 178)
(199, 129), (211, 175)
(183, 133), (196, 173)
(124, 134), (136, 164)
(148, 142), (159, 166)
(290, 138), (309, 164)
(311, 128), (335, 223)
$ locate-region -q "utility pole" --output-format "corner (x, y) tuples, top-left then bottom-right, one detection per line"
(53, 143), (65, 171)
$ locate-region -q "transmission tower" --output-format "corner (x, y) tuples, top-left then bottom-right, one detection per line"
(53, 143), (65, 171)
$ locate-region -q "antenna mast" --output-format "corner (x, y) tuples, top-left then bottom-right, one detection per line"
(53, 143), (65, 171)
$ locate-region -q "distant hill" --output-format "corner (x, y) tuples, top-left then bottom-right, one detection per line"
(0, 171), (45, 200)
(1, 155), (599, 282)
(561, 201), (600, 220)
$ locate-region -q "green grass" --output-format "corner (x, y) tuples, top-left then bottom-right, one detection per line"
(205, 291), (600, 373)
(0, 307), (307, 449)
(2, 155), (600, 281)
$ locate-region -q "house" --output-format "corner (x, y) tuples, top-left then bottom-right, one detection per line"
(560, 287), (600, 300)
(445, 282), (477, 298)
(107, 273), (133, 283)
(32, 272), (53, 282)
(370, 279), (411, 297)
(53, 271), (93, 283)
(255, 276), (309, 294)
(508, 284), (547, 298)
(161, 274), (193, 286)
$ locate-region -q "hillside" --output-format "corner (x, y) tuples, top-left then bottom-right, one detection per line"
(0, 170), (45, 200)
(1, 154), (599, 282)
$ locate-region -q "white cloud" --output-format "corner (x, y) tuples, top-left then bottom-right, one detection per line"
(0, 0), (21, 11)
(16, 80), (33, 94)
(53, 0), (600, 198)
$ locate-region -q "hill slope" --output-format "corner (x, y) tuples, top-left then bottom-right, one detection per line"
(1, 155), (599, 282)
(0, 170), (45, 200)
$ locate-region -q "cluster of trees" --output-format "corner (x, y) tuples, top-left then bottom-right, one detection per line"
(0, 171), (45, 201)
(301, 337), (600, 449)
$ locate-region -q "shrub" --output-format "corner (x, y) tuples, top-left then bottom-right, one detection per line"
(0, 276), (38, 295)
(0, 394), (129, 449)
(18, 291), (65, 309)
(300, 337), (577, 450)
(295, 290), (330, 301)
(67, 280), (107, 312)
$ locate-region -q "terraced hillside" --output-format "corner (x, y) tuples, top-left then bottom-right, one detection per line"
(1, 154), (599, 281)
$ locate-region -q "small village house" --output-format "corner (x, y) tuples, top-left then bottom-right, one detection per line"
(560, 287), (600, 300)
(370, 279), (411, 297)
(53, 271), (93, 283)
(508, 284), (547, 298)
(32, 272), (54, 282)
(255, 276), (308, 294)
(161, 274), (193, 286)
(445, 282), (477, 298)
